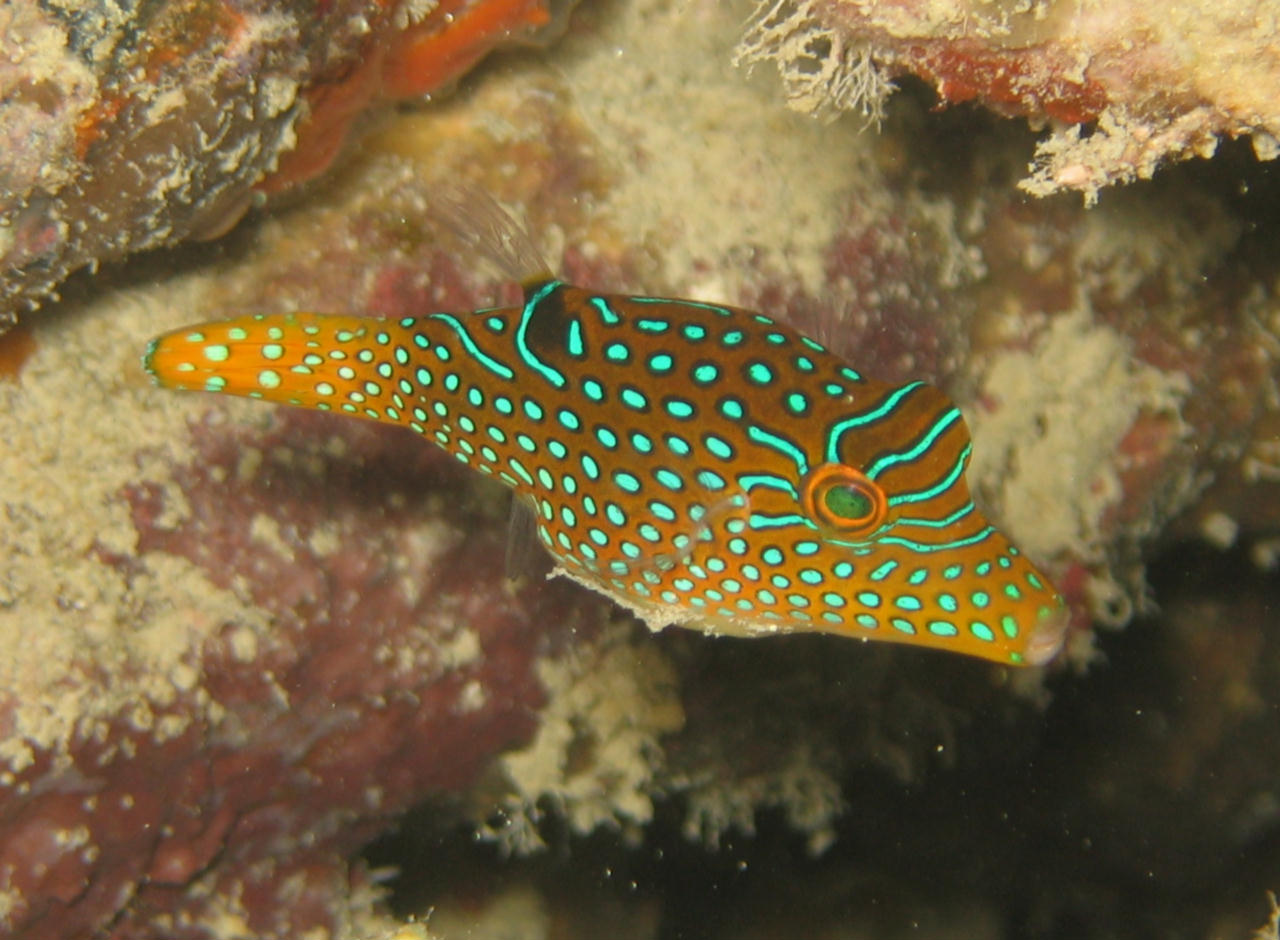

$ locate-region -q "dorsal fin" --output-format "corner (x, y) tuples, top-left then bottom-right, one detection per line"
(428, 183), (555, 285)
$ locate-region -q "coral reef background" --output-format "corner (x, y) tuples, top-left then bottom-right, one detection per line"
(1, 0), (1279, 937)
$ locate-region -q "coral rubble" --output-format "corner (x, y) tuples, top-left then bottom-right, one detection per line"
(0, 0), (561, 328)
(738, 0), (1280, 202)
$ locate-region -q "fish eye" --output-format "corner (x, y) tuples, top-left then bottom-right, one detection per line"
(801, 463), (888, 536)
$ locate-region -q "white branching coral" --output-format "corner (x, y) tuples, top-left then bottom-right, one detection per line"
(734, 0), (894, 124)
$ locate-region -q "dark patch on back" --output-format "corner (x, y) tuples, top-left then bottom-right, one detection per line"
(521, 281), (577, 359)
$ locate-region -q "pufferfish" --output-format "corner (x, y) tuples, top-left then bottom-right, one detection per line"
(144, 208), (1068, 667)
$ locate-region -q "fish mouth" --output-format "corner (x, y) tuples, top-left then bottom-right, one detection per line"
(1023, 602), (1070, 666)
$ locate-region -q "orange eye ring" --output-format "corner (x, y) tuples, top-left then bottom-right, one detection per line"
(801, 463), (888, 537)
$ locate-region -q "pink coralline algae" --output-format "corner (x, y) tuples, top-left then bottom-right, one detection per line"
(1, 405), (605, 938)
(0, 0), (562, 330)
(736, 0), (1280, 202)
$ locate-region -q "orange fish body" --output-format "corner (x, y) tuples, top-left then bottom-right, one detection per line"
(146, 280), (1068, 665)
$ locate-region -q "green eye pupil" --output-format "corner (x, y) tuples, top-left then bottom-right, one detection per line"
(824, 485), (871, 520)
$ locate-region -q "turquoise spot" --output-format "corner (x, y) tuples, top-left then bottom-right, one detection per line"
(682, 324), (707, 341)
(581, 454), (601, 480)
(648, 353), (674, 373)
(771, 573), (791, 588)
(605, 342), (630, 363)
(692, 362), (719, 384)
(761, 547), (784, 566)
(547, 440), (568, 459)
(794, 541), (820, 556)
(664, 434), (691, 457)
(315, 382), (335, 396)
(589, 528), (609, 546)
(649, 501), (676, 522)
(908, 569), (929, 585)
(558, 408), (582, 430)
(756, 588), (778, 605)
(486, 425), (507, 443)
(719, 398), (745, 420)
(857, 591), (881, 608)
(890, 618), (916, 635)
(856, 613), (878, 629)
(637, 318), (670, 334)
(415, 367), (432, 386)
(697, 470), (727, 490)
(261, 344), (284, 360)
(970, 621), (995, 642)
(664, 398), (696, 419)
(204, 376), (226, 391)
(938, 593), (958, 613)
(630, 431), (653, 454)
(1004, 584), (1023, 600)
(523, 399), (544, 421)
(495, 396), (514, 415)
(799, 568), (823, 585)
(746, 362), (773, 384)
(722, 330), (745, 346)
(613, 470), (641, 493)
(704, 435), (734, 460)
(976, 561), (992, 576)
(943, 564), (963, 580)
(785, 392), (808, 414)
(654, 469), (683, 491)
(1000, 615), (1018, 639)
(894, 595), (922, 611)
(582, 379), (605, 402)
(794, 355), (815, 372)
(595, 427), (619, 449)
(833, 561), (854, 579)
(822, 592), (845, 607)
(605, 503), (627, 526)
(204, 344), (229, 362)
(258, 369), (281, 389)
(928, 620), (958, 637)
(637, 523), (661, 542)
(870, 561), (897, 581)
(468, 388), (484, 407)
(621, 387), (648, 410)
(728, 537), (749, 555)
(516, 433), (537, 453)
